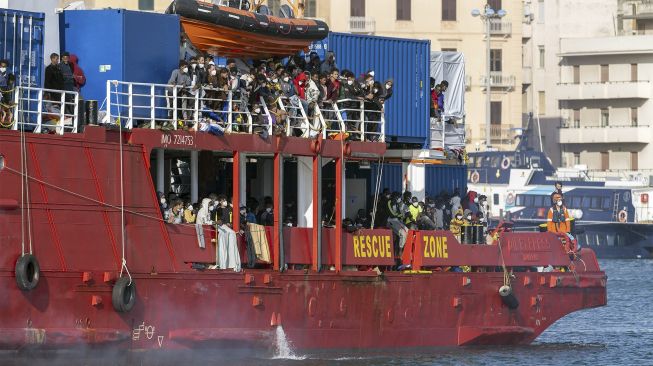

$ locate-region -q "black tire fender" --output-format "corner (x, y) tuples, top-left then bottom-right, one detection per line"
(15, 254), (40, 291)
(112, 277), (136, 313)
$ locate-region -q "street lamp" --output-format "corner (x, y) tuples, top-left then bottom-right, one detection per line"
(472, 4), (507, 149)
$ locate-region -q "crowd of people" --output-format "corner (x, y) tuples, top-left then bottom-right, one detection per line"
(166, 51), (393, 140)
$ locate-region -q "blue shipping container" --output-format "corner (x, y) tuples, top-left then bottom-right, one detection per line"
(327, 32), (430, 145)
(60, 9), (180, 109)
(0, 8), (44, 87)
(370, 162), (404, 195)
(425, 164), (467, 198)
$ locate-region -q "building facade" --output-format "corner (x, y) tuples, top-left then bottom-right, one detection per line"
(521, 0), (617, 167)
(314, 0), (524, 151)
(557, 35), (653, 173)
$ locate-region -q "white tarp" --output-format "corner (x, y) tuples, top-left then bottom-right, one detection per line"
(430, 52), (465, 120)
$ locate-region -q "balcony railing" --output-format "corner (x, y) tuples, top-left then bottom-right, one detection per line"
(349, 17), (376, 33)
(557, 81), (651, 100)
(10, 86), (79, 135)
(480, 124), (517, 145)
(480, 72), (516, 90)
(559, 124), (652, 144)
(489, 20), (512, 37)
(622, 1), (653, 18)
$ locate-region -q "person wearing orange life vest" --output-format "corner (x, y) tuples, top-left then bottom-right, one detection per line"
(547, 193), (570, 233)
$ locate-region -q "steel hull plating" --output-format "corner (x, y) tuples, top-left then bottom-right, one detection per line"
(0, 269), (606, 350)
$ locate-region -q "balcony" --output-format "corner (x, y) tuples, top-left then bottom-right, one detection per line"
(557, 81), (651, 100)
(559, 125), (652, 144)
(480, 72), (516, 91)
(349, 17), (376, 34)
(480, 124), (517, 145)
(522, 22), (532, 39)
(622, 1), (653, 19)
(522, 66), (532, 85)
(489, 20), (512, 37)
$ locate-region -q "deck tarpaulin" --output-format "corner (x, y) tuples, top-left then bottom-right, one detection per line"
(430, 51), (465, 121)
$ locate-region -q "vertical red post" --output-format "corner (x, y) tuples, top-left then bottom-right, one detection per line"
(273, 153), (281, 271)
(334, 157), (343, 272)
(232, 151), (240, 234)
(312, 155), (320, 271)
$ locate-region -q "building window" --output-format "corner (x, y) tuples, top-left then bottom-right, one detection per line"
(537, 0), (544, 23)
(138, 0), (154, 10)
(573, 109), (580, 128)
(601, 109), (609, 127)
(632, 108), (638, 127)
(490, 49), (502, 72)
(396, 0), (411, 20)
(304, 0), (316, 17)
(601, 152), (609, 170)
(573, 152), (580, 165)
(538, 46), (545, 68)
(491, 101), (502, 125)
(494, 193), (500, 205)
(631, 152), (639, 170)
(442, 0), (456, 21)
(600, 64), (609, 83)
(631, 64), (638, 81)
(488, 0), (502, 10)
(538, 91), (545, 115)
(573, 65), (580, 84)
(351, 0), (365, 17)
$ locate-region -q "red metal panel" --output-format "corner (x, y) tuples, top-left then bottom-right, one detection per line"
(311, 156), (320, 271)
(409, 231), (572, 268)
(273, 153), (281, 270)
(334, 157), (343, 272)
(232, 151), (240, 234)
(342, 229), (395, 266)
(283, 227), (312, 264)
(166, 224), (215, 265)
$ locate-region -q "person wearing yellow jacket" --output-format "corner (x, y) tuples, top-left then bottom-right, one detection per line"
(450, 208), (465, 241)
(405, 197), (423, 229)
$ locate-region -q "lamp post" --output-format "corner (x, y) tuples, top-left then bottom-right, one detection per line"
(472, 4), (507, 149)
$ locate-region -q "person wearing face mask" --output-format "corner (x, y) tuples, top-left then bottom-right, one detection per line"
(167, 60), (192, 125)
(260, 203), (274, 227)
(196, 198), (214, 225)
(386, 192), (408, 256)
(383, 79), (394, 100)
(339, 70), (363, 137)
(326, 69), (341, 102)
(547, 193), (570, 234)
(184, 202), (196, 224)
(279, 71), (297, 98)
(405, 197), (422, 229)
(362, 80), (385, 141)
(214, 195), (232, 227)
(0, 59), (14, 124)
(320, 51), (337, 75)
(433, 201), (445, 230)
(450, 208), (465, 242)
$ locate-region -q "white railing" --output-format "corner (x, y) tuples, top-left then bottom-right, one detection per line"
(480, 72), (516, 90)
(104, 80), (385, 141)
(349, 17), (376, 33)
(489, 20), (512, 36)
(335, 99), (385, 142)
(430, 116), (466, 150)
(10, 86), (79, 135)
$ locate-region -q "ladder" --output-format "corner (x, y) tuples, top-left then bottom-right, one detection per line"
(612, 192), (620, 221)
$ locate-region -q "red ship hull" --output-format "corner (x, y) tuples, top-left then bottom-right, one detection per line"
(0, 127), (607, 351)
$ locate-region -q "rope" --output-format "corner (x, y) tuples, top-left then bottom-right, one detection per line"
(497, 237), (511, 287)
(370, 155), (384, 229)
(19, 89), (25, 256)
(114, 82), (132, 285)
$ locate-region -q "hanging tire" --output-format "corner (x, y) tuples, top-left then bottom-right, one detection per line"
(499, 285), (519, 309)
(112, 277), (136, 313)
(15, 254), (40, 291)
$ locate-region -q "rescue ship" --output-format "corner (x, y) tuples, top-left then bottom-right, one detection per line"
(0, 3), (606, 357)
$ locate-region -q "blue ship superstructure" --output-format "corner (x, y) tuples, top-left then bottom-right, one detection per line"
(468, 149), (653, 259)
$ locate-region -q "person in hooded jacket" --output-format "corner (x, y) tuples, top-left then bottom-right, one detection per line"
(383, 79), (394, 100)
(363, 81), (385, 140)
(320, 51), (337, 75)
(463, 191), (479, 216)
(68, 54), (86, 94)
(386, 192), (408, 255)
(279, 70), (297, 98)
(450, 208), (465, 241)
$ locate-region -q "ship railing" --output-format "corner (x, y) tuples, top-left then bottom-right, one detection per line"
(316, 100), (346, 138)
(11, 86), (79, 135)
(335, 98), (385, 142)
(275, 95), (323, 138)
(106, 80), (265, 133)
